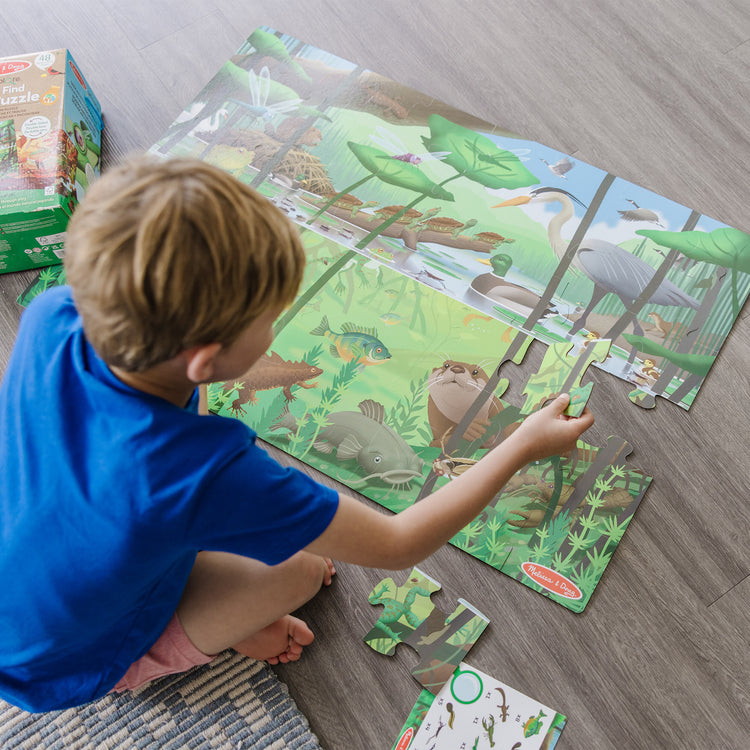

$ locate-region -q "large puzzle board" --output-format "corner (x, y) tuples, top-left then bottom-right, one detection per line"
(151, 26), (750, 411)
(142, 27), (677, 612)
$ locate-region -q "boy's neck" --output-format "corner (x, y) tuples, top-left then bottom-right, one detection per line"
(109, 360), (197, 408)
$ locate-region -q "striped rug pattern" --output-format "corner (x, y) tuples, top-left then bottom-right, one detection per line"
(0, 652), (322, 749)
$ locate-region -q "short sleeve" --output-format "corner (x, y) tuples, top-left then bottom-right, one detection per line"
(186, 438), (339, 565)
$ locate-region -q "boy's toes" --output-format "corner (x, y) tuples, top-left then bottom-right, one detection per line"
(288, 618), (314, 648)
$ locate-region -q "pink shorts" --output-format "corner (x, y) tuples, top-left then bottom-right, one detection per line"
(110, 613), (216, 693)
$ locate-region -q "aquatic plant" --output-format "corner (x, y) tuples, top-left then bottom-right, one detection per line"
(291, 356), (361, 457)
(637, 226), (750, 318)
(450, 612), (490, 648)
(307, 139), (456, 242)
(529, 510), (573, 568)
(384, 372), (431, 444)
(480, 505), (513, 566)
(598, 514), (631, 547)
(354, 115), (539, 249)
(557, 474), (613, 569)
(247, 28), (312, 84)
(207, 381), (243, 414)
(622, 335), (715, 377)
(452, 518), (485, 550)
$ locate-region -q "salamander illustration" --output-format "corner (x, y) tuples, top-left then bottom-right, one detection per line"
(222, 351), (322, 417)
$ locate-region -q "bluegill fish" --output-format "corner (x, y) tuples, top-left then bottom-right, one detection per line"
(272, 399), (423, 488)
(310, 315), (391, 367)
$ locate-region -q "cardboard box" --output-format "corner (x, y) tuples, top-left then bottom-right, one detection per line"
(0, 49), (102, 274)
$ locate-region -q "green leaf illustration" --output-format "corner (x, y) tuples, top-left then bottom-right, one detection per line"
(622, 334), (715, 377)
(421, 114), (539, 189)
(347, 142), (455, 200)
(637, 226), (750, 317)
(248, 28), (312, 83)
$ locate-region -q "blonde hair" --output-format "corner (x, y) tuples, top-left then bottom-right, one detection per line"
(64, 156), (305, 371)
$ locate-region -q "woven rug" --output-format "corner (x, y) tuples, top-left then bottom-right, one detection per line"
(0, 652), (322, 749)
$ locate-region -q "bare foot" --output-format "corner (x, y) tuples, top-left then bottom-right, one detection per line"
(233, 615), (314, 665)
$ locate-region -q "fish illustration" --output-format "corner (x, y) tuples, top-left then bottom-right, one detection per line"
(462, 312), (492, 327)
(310, 315), (391, 367)
(272, 399), (423, 488)
(379, 313), (402, 325)
(523, 709), (547, 738)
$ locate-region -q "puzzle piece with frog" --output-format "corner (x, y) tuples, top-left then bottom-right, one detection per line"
(520, 339), (612, 417)
(365, 567), (489, 694)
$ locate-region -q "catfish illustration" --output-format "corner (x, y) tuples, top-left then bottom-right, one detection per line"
(272, 399), (423, 488)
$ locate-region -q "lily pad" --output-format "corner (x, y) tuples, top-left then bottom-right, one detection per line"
(348, 142), (455, 201)
(421, 114), (539, 190)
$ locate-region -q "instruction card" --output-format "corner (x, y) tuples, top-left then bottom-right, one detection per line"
(393, 662), (566, 750)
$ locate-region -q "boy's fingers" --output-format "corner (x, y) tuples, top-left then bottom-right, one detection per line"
(547, 393), (571, 415)
(576, 406), (595, 430)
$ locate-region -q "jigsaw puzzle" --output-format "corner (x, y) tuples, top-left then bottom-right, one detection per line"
(365, 568), (489, 694)
(18, 199), (653, 614)
(392, 662), (567, 750)
(148, 26), (750, 411)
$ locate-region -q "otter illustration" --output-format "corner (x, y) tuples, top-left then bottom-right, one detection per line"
(427, 359), (503, 448)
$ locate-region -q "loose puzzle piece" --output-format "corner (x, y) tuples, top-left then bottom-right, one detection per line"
(392, 662), (567, 750)
(520, 339), (612, 417)
(365, 568), (489, 694)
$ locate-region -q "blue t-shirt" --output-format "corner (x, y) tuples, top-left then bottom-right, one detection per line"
(0, 287), (339, 712)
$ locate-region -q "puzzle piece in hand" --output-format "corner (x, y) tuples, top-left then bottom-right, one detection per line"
(521, 339), (611, 417)
(365, 567), (489, 694)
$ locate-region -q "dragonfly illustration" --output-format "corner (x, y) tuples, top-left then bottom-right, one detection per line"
(370, 125), (450, 165)
(243, 65), (302, 122)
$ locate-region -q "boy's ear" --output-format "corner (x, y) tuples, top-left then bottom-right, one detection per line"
(183, 342), (223, 384)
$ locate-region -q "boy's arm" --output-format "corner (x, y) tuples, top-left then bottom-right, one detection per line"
(305, 394), (594, 570)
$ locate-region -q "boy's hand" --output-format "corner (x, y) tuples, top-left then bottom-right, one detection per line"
(512, 394), (594, 463)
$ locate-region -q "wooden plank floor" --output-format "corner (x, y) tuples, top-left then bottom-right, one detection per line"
(2, 2), (749, 747)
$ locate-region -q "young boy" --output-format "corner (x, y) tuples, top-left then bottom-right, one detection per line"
(0, 157), (593, 713)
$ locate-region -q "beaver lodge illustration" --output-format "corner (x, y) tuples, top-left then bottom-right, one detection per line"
(204, 128), (334, 194)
